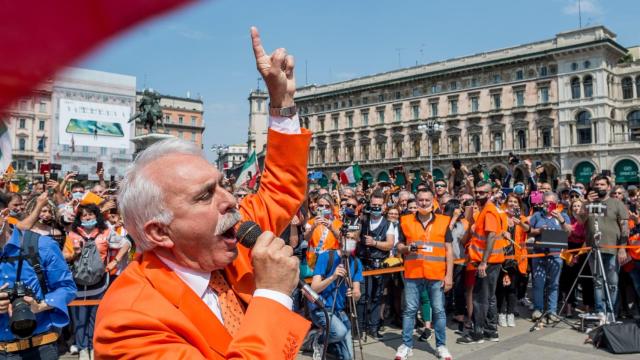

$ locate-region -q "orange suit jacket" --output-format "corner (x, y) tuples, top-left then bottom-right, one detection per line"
(94, 129), (312, 359)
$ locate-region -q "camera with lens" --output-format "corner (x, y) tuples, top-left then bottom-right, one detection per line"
(1, 282), (37, 338)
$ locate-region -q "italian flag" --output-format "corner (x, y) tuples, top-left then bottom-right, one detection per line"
(235, 150), (260, 189)
(340, 164), (362, 185)
(0, 122), (12, 176)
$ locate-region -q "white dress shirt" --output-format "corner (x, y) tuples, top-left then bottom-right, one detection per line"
(157, 255), (293, 325)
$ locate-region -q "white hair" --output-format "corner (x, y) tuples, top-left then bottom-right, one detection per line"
(118, 138), (202, 252)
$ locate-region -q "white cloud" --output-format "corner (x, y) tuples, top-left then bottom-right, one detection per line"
(563, 0), (602, 16)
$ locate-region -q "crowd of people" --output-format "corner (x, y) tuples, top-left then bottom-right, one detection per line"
(0, 155), (639, 360)
(234, 156), (639, 360)
(0, 169), (130, 359)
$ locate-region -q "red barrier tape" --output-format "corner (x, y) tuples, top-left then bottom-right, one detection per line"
(68, 244), (640, 306)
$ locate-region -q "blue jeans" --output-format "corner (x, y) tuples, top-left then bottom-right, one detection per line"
(532, 255), (563, 314)
(589, 252), (619, 313)
(402, 278), (446, 348)
(0, 342), (58, 360)
(310, 309), (353, 360)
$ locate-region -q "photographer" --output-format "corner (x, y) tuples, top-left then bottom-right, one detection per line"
(309, 231), (362, 360)
(356, 190), (394, 339)
(580, 175), (629, 322)
(0, 193), (77, 359)
(528, 192), (571, 322)
(305, 194), (343, 271)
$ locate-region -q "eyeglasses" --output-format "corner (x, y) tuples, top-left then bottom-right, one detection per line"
(474, 190), (488, 195)
(435, 184), (446, 188)
(235, 193), (247, 198)
(570, 194), (580, 199)
(345, 204), (357, 209)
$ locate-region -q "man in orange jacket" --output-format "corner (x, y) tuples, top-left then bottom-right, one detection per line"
(93, 27), (312, 359)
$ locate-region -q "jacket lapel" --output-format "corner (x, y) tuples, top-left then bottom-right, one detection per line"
(142, 252), (232, 356)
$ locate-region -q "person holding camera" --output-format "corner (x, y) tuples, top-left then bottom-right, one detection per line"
(305, 194), (343, 272)
(309, 231), (363, 360)
(0, 193), (77, 359)
(527, 192), (571, 322)
(579, 175), (629, 322)
(395, 189), (453, 360)
(356, 191), (394, 339)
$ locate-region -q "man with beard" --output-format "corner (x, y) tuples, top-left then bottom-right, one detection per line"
(356, 190), (394, 339)
(94, 27), (312, 359)
(395, 189), (453, 360)
(579, 175), (629, 323)
(457, 181), (505, 344)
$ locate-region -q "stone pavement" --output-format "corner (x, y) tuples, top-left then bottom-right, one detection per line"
(58, 318), (637, 360)
(297, 318), (639, 360)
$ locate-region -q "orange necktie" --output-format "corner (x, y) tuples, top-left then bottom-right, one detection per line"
(209, 270), (245, 336)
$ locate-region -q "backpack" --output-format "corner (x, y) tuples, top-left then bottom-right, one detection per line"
(0, 230), (48, 295)
(72, 235), (106, 286)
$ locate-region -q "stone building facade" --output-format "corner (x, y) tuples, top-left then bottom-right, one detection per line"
(293, 26), (640, 187)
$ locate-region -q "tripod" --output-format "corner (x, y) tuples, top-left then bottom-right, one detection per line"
(531, 211), (616, 331)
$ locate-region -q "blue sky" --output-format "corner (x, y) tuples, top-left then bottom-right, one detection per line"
(80, 0), (640, 162)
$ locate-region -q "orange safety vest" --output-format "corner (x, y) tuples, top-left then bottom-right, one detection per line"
(629, 219), (640, 261)
(468, 201), (505, 266)
(400, 213), (451, 281)
(306, 218), (342, 269)
(508, 215), (529, 274)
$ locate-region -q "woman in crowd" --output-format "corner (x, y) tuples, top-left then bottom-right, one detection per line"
(304, 193), (343, 271)
(443, 199), (469, 331)
(497, 194), (530, 327)
(64, 204), (113, 360)
(559, 199), (593, 317)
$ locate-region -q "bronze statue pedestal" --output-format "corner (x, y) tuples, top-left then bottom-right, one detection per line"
(131, 133), (175, 159)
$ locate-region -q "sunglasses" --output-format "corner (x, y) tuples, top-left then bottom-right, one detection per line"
(474, 190), (489, 195)
(435, 184), (446, 188)
(345, 204), (357, 209)
(235, 193), (247, 198)
(570, 194), (580, 199)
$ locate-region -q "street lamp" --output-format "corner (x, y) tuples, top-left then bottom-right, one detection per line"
(418, 119), (444, 174)
(210, 144), (229, 173)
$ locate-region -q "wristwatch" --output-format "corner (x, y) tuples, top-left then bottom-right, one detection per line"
(269, 103), (297, 117)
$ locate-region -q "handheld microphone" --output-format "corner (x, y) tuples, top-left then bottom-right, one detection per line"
(236, 221), (324, 307)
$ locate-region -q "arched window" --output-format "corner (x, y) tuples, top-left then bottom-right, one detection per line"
(493, 132), (503, 151)
(571, 77), (581, 99)
(576, 111), (592, 144)
(413, 139), (421, 157)
(629, 110), (640, 141)
(583, 75), (593, 98)
(542, 128), (552, 148)
(622, 77), (634, 99)
(449, 136), (460, 154)
(517, 130), (526, 149)
(471, 134), (481, 153)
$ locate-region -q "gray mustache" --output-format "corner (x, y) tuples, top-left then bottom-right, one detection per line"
(215, 210), (242, 236)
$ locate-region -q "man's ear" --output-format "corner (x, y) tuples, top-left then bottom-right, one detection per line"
(143, 221), (174, 248)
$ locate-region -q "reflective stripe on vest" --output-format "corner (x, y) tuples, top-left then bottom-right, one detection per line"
(468, 202), (505, 264)
(401, 213), (450, 280)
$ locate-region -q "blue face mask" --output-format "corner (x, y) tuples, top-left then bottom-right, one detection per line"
(370, 210), (383, 218)
(344, 207), (356, 217)
(82, 219), (97, 229)
(9, 210), (20, 217)
(72, 192), (84, 200)
(322, 208), (333, 218)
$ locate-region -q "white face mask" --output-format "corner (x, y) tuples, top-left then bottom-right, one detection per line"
(344, 239), (357, 254)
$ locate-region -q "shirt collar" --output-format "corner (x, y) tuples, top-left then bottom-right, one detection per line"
(156, 253), (211, 298)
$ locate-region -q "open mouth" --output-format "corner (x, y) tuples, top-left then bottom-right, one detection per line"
(222, 225), (237, 240)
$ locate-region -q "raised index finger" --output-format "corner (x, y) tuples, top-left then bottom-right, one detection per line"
(250, 26), (267, 60)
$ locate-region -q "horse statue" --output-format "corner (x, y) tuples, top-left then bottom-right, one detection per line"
(129, 89), (164, 133)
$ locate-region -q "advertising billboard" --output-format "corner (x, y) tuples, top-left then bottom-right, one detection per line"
(58, 98), (132, 149)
